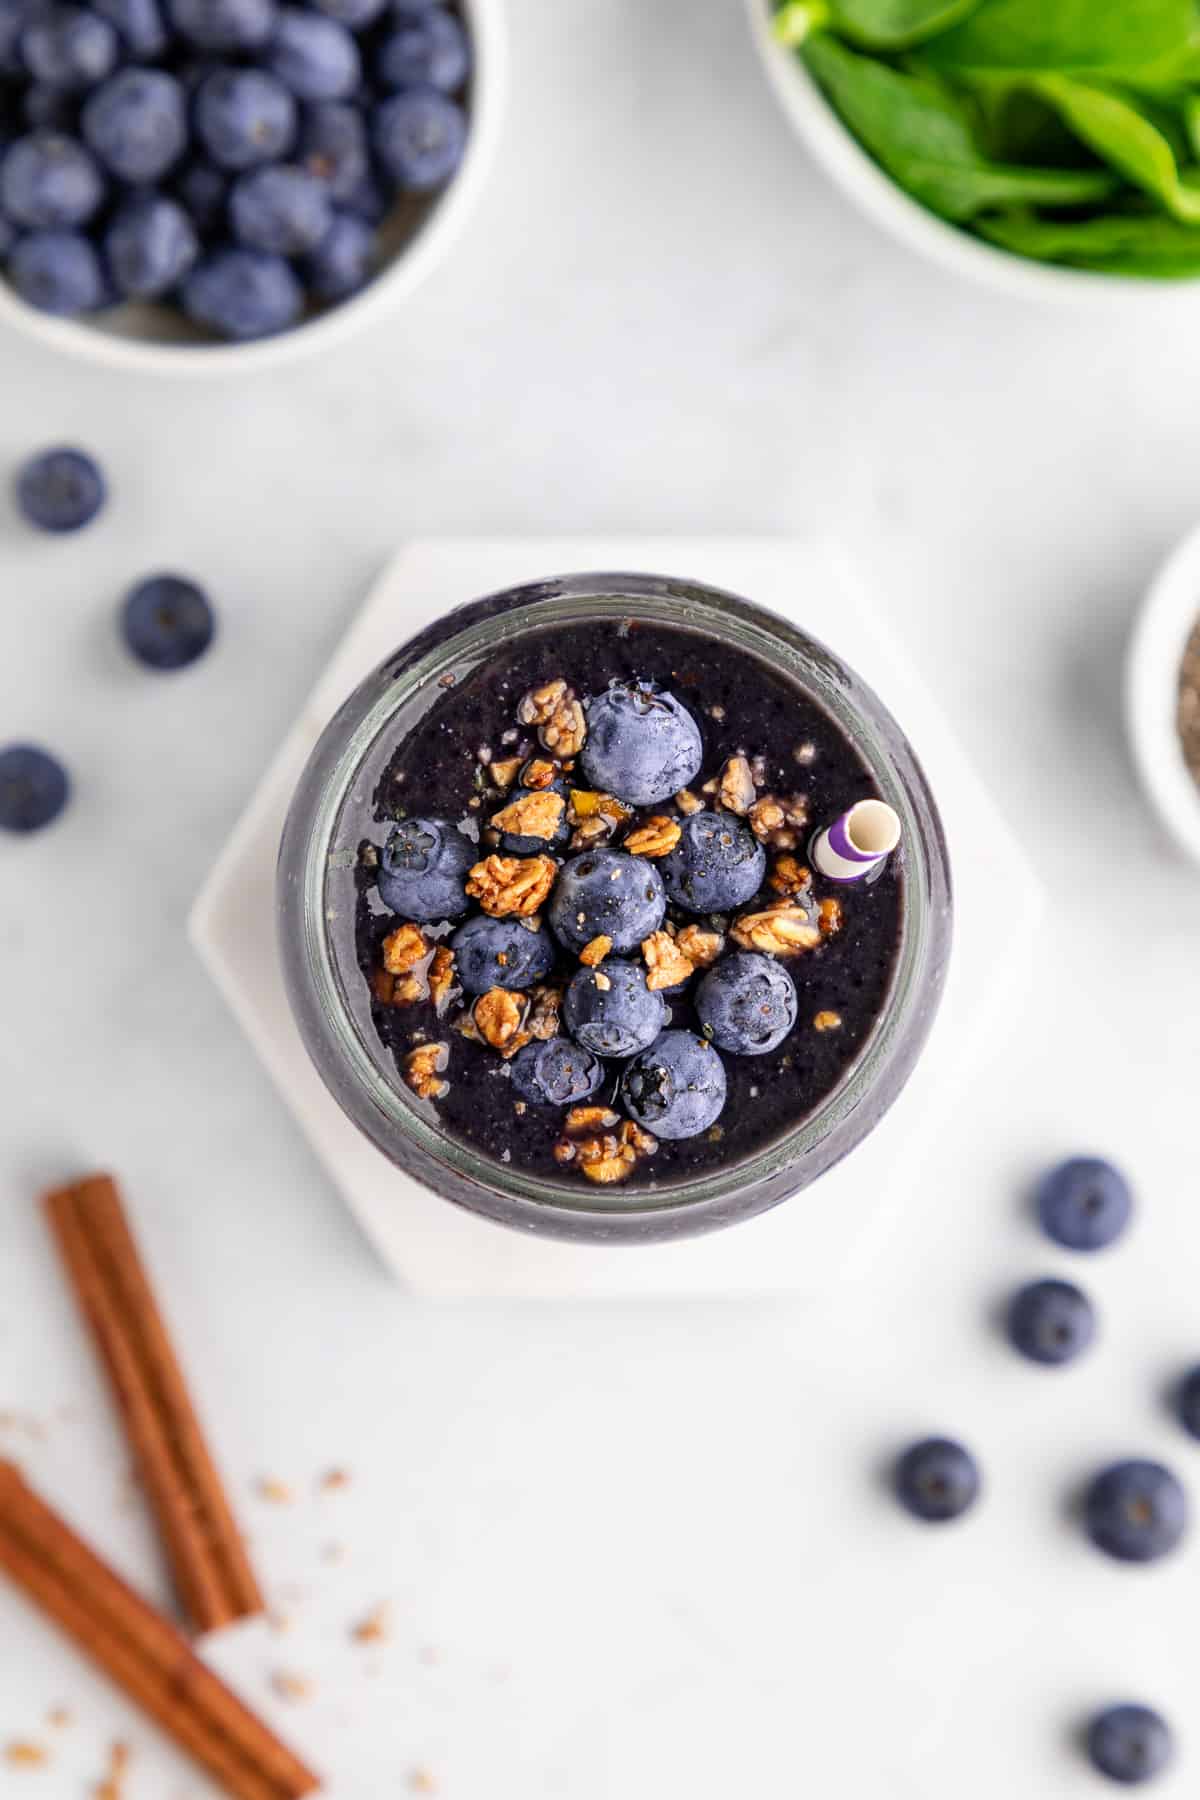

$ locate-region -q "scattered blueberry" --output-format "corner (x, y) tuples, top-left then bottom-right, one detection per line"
(0, 132), (105, 228)
(1176, 1364), (1200, 1442)
(9, 228), (106, 312)
(621, 1030), (726, 1141)
(376, 7), (469, 93)
(1087, 1704), (1174, 1786)
(660, 809), (766, 913)
(82, 68), (187, 182)
(297, 99), (366, 199)
(1007, 1277), (1095, 1367)
(92, 0), (169, 58)
(893, 1436), (980, 1523)
(372, 86), (466, 191)
(511, 1037), (604, 1109)
(120, 574), (215, 670)
(580, 681), (703, 807)
(195, 67), (296, 169)
(267, 8), (360, 100)
(563, 959), (666, 1058)
(377, 816), (474, 922)
(305, 208), (372, 299)
(694, 952), (796, 1056)
(181, 246), (301, 337)
(1084, 1460), (1188, 1564)
(16, 446), (106, 532)
(230, 161), (331, 254)
(548, 849), (666, 956)
(0, 744), (70, 833)
(450, 912), (554, 993)
(1037, 1156), (1132, 1252)
(105, 192), (197, 296)
(22, 8), (119, 90)
(167, 0), (276, 50)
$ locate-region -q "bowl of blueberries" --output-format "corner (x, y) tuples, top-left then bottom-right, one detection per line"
(0, 0), (503, 367)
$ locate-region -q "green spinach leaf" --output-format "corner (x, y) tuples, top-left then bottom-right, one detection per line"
(775, 0), (981, 52)
(802, 35), (1122, 220)
(923, 0), (1196, 74)
(1033, 73), (1200, 222)
(979, 209), (1200, 274)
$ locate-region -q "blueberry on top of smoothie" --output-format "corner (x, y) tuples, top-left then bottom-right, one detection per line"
(511, 1037), (603, 1109)
(549, 848), (666, 955)
(450, 912), (555, 994)
(580, 681), (702, 807)
(621, 1030), (726, 1141)
(695, 952), (797, 1057)
(563, 959), (665, 1058)
(378, 816), (474, 921)
(660, 809), (766, 914)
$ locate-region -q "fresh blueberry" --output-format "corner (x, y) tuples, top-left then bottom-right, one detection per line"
(22, 8), (118, 90)
(0, 132), (104, 229)
(511, 1037), (604, 1109)
(372, 86), (465, 190)
(167, 0), (276, 49)
(121, 575), (215, 670)
(449, 912), (554, 992)
(621, 1030), (726, 1141)
(230, 162), (331, 254)
(893, 1437), (980, 1523)
(580, 681), (703, 807)
(0, 744), (70, 833)
(92, 0), (168, 57)
(1176, 1365), (1200, 1441)
(181, 247), (301, 338)
(660, 810), (766, 914)
(1007, 1278), (1095, 1367)
(8, 228), (106, 312)
(305, 210), (372, 299)
(1084, 1460), (1188, 1564)
(496, 779), (570, 856)
(564, 959), (666, 1059)
(1037, 1157), (1132, 1252)
(694, 952), (796, 1056)
(82, 69), (187, 183)
(15, 446), (105, 532)
(1087, 1704), (1174, 1785)
(309, 0), (386, 25)
(267, 9), (361, 101)
(377, 816), (473, 921)
(297, 101), (366, 201)
(195, 67), (296, 170)
(171, 158), (228, 232)
(376, 7), (469, 93)
(105, 193), (198, 297)
(549, 848), (666, 956)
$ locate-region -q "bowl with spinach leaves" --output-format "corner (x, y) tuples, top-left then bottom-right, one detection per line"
(750, 0), (1200, 291)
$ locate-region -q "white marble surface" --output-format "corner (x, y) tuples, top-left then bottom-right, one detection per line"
(3, 1), (1200, 1794)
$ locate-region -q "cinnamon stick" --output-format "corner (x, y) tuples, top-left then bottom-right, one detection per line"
(44, 1174), (262, 1634)
(0, 1462), (319, 1800)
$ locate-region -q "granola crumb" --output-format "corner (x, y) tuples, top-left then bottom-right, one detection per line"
(319, 1467), (351, 1493)
(769, 855), (812, 898)
(427, 945), (458, 1013)
(408, 1769), (437, 1793)
(466, 854), (556, 918)
(257, 1477), (293, 1505)
(489, 754), (523, 791)
(818, 897), (843, 937)
(709, 703), (726, 721)
(514, 1099), (527, 1116)
(403, 1041), (450, 1100)
(794, 741), (817, 765)
(593, 971), (611, 991)
(473, 988), (529, 1053)
(270, 1672), (313, 1704)
(521, 757), (559, 791)
(95, 1740), (132, 1800)
(352, 1604), (390, 1646)
(717, 755), (756, 815)
(5, 1743), (47, 1768)
(579, 934), (612, 967)
(490, 789), (565, 842)
(438, 673), (456, 689)
(674, 787), (703, 816)
(381, 924), (430, 976)
(731, 901), (821, 958)
(814, 1010), (843, 1032)
(641, 928), (695, 992)
(517, 679), (587, 757)
(675, 923), (723, 968)
(624, 815), (681, 858)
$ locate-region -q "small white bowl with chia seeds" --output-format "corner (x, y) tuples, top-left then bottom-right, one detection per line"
(1127, 523), (1200, 865)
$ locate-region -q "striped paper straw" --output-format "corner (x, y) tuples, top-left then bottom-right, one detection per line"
(812, 800), (901, 884)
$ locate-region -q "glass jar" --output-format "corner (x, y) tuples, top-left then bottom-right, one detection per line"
(278, 572), (952, 1243)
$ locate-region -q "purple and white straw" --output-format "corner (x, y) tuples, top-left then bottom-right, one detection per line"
(812, 800), (901, 884)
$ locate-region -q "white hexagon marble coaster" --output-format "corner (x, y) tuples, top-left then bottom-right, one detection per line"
(190, 539), (1042, 1298)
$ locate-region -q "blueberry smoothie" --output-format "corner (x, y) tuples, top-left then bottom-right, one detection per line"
(351, 618), (904, 1191)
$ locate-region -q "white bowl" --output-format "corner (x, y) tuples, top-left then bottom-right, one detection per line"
(745, 0), (1198, 305)
(0, 0), (506, 375)
(1126, 523), (1200, 866)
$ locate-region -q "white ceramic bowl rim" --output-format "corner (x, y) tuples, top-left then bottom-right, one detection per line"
(1126, 521), (1200, 866)
(0, 0), (506, 376)
(745, 0), (1200, 307)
